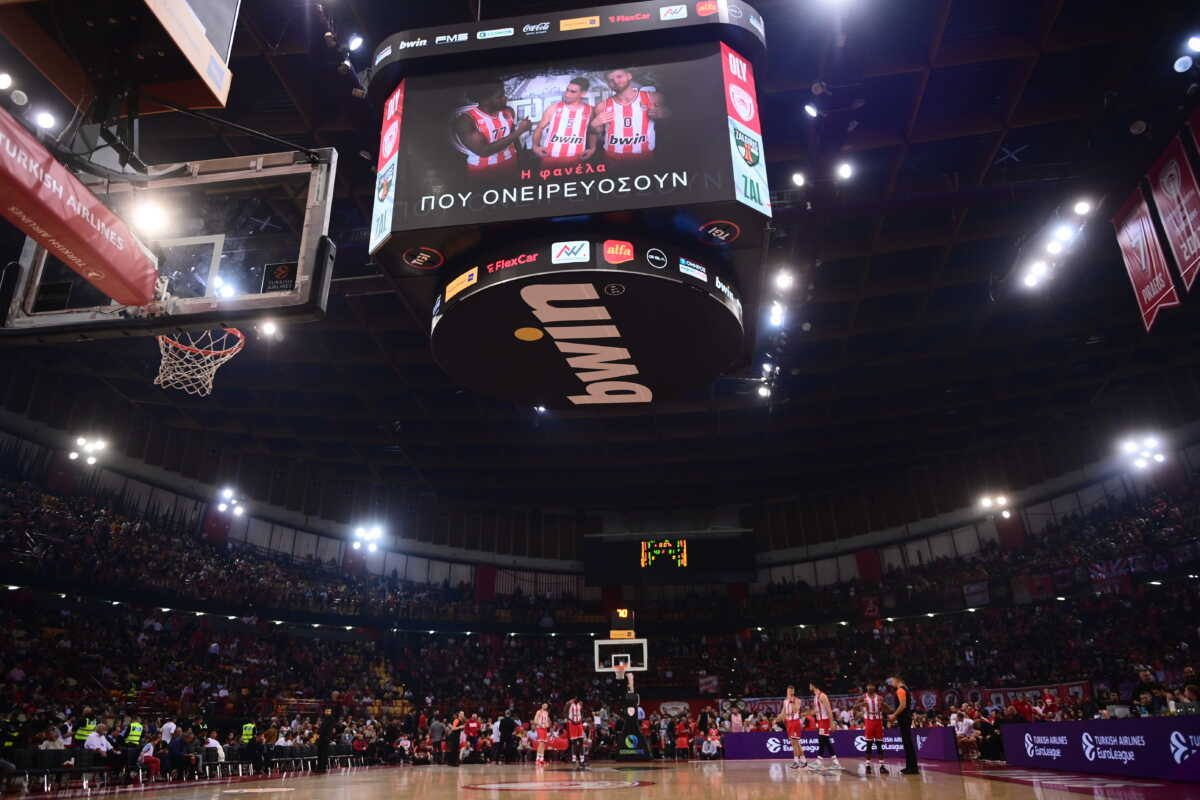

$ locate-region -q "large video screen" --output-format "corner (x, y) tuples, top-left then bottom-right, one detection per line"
(583, 534), (756, 585)
(386, 44), (734, 231)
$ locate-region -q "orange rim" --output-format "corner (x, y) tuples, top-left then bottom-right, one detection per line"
(159, 327), (246, 357)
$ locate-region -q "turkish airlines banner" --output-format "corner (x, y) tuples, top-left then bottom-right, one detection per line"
(0, 107), (156, 305)
(723, 728), (958, 762)
(1003, 718), (1200, 782)
(1147, 136), (1200, 292)
(1112, 188), (1180, 331)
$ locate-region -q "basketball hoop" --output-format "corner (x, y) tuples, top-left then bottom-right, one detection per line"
(155, 328), (245, 396)
(614, 663), (628, 683)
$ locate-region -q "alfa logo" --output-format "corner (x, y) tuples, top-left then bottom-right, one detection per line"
(1171, 731), (1200, 765)
(696, 1), (719, 16)
(1024, 733), (1035, 757)
(603, 240), (634, 264)
(733, 127), (760, 166)
(1082, 732), (1097, 761)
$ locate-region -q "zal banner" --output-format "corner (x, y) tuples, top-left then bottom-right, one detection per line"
(384, 44), (752, 231)
(0, 106), (157, 305)
(1112, 188), (1180, 332)
(1146, 136), (1200, 292)
(1002, 717), (1200, 783)
(719, 42), (770, 216)
(370, 81), (406, 254)
(722, 728), (959, 762)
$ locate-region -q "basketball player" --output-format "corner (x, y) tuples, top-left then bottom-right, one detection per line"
(809, 682), (840, 769)
(861, 683), (888, 774)
(565, 696), (588, 769)
(531, 77), (597, 169)
(589, 68), (668, 162)
(774, 685), (807, 769)
(453, 81), (531, 176)
(532, 703), (551, 767)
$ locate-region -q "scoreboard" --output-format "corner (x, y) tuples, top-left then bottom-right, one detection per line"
(584, 533), (754, 585)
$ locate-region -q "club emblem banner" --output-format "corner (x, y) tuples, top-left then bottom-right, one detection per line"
(1112, 188), (1180, 331)
(1146, 136), (1200, 292)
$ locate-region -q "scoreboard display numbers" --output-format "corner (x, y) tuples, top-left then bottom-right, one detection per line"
(640, 538), (688, 568)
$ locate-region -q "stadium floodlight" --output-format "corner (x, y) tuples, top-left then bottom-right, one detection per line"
(131, 200), (169, 235)
(274, 620), (283, 625)
(0, 73), (11, 90)
(1053, 224), (1075, 242)
(1189, 36), (1200, 52)
(1023, 274), (1040, 288)
(370, 526), (383, 539)
(345, 626), (354, 631)
(76, 436), (86, 446)
(221, 487), (234, 499)
(926, 612), (936, 618)
(1028, 261), (1048, 279)
(838, 621), (848, 626)
(34, 111), (55, 129)
(233, 505), (245, 516)
(836, 162), (853, 180)
(534, 405), (547, 413)
(218, 503), (228, 512)
(1121, 439), (1138, 454)
(1144, 436), (1159, 448)
(769, 301), (785, 327)
(1046, 240), (1064, 255)
(1176, 56), (1194, 73)
(261, 320), (279, 337)
(979, 496), (993, 509)
(967, 608), (976, 613)
(368, 542), (377, 552)
(791, 172), (806, 187)
(352, 541), (362, 550)
(1001, 509), (1012, 519)
(218, 283), (236, 298)
(228, 615), (238, 620)
(1056, 596), (1066, 601)
(86, 456), (96, 465)
(68, 451), (79, 460)
(1120, 433), (1165, 470)
(804, 103), (818, 118)
(775, 270), (795, 290)
(757, 384), (771, 398)
(994, 496), (1007, 506)
(1073, 199), (1092, 216)
(1149, 580), (1162, 586)
(348, 34), (364, 51)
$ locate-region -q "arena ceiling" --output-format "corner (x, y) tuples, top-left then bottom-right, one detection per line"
(3, 0), (1200, 539)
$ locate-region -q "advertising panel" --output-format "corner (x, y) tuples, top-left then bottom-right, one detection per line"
(1002, 718), (1200, 783)
(722, 728), (959, 761)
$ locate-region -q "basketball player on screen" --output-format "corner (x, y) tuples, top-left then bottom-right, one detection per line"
(775, 685), (807, 769)
(565, 696), (589, 769)
(589, 68), (668, 163)
(453, 81), (531, 177)
(861, 683), (888, 774)
(810, 682), (840, 770)
(532, 703), (551, 767)
(532, 77), (597, 169)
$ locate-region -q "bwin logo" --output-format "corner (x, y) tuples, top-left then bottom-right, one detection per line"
(854, 736), (868, 752)
(1024, 733), (1035, 758)
(519, 284), (652, 406)
(1171, 731), (1200, 765)
(1082, 732), (1097, 761)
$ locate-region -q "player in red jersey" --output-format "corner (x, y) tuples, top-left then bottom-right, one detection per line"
(861, 683), (888, 774)
(774, 685), (807, 769)
(589, 68), (668, 163)
(453, 81), (531, 176)
(809, 682), (840, 770)
(532, 77), (597, 170)
(532, 703), (551, 767)
(564, 697), (588, 769)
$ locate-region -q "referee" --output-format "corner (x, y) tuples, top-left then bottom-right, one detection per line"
(887, 673), (919, 774)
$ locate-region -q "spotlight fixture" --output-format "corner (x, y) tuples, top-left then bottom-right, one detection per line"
(260, 320), (279, 337)
(70, 436), (106, 465)
(131, 200), (169, 235)
(368, 542), (378, 552)
(1189, 35), (1200, 53)
(34, 111), (55, 130)
(757, 384), (771, 398)
(1046, 240), (1064, 255)
(352, 541), (362, 550)
(1073, 200), (1092, 216)
(774, 270), (795, 290)
(348, 34), (364, 51)
(1001, 509), (1011, 519)
(836, 162), (853, 180)
(534, 405), (547, 414)
(1052, 224), (1075, 242)
(804, 103), (818, 118)
(791, 172), (806, 187)
(0, 73), (11, 90)
(1023, 274), (1040, 289)
(768, 301), (785, 327)
(1176, 56), (1194, 73)
(1119, 434), (1165, 470)
(218, 283), (236, 299)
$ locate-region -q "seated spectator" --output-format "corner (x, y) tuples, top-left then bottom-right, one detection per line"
(84, 723), (123, 769)
(139, 734), (162, 780)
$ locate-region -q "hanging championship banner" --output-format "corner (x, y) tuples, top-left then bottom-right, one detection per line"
(1146, 136), (1200, 292)
(1112, 188), (1180, 331)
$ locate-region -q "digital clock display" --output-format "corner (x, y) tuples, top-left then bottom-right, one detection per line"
(640, 538), (688, 568)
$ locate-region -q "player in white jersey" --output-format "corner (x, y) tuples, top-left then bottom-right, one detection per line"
(809, 682), (840, 769)
(774, 685), (807, 769)
(532, 703), (551, 767)
(532, 77), (597, 169)
(589, 68), (668, 162)
(564, 697), (588, 769)
(453, 81), (531, 176)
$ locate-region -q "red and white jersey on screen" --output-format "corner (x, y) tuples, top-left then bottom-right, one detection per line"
(781, 696), (802, 721)
(462, 106), (516, 167)
(863, 694), (883, 720)
(567, 701), (583, 723)
(541, 102), (592, 159)
(600, 91), (656, 155)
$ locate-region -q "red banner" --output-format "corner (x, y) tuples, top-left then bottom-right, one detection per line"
(1147, 136), (1200, 292)
(1188, 107), (1200, 155)
(855, 549), (882, 583)
(1112, 188), (1180, 331)
(0, 107), (156, 305)
(859, 595), (880, 619)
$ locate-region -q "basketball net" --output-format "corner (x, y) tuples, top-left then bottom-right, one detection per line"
(614, 663), (628, 684)
(155, 328), (245, 396)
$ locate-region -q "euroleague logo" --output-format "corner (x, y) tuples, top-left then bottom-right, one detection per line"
(765, 737), (790, 754)
(1170, 730), (1200, 765)
(1082, 732), (1097, 761)
(1025, 733), (1036, 758)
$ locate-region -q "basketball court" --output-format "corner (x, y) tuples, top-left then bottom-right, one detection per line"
(25, 760), (1199, 800)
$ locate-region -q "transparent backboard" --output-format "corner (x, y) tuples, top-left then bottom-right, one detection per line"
(2, 149), (336, 342)
(594, 638), (648, 673)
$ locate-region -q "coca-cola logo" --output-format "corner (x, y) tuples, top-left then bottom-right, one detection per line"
(523, 22), (550, 34)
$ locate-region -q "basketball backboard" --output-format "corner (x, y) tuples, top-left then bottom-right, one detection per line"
(1, 148), (337, 343)
(594, 638), (649, 673)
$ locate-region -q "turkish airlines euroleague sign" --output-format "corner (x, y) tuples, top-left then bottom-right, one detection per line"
(0, 107), (156, 305)
(380, 44), (754, 233)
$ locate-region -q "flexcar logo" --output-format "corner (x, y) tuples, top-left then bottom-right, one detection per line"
(660, 5), (688, 21)
(1082, 732), (1097, 761)
(486, 253), (539, 273)
(560, 16), (600, 31)
(608, 13), (650, 23)
(435, 32), (468, 44)
(1024, 733), (1036, 757)
(518, 284), (652, 406)
(477, 27), (514, 39)
(603, 240), (634, 264)
(522, 22), (551, 35)
(552, 240), (590, 264)
(1171, 731), (1200, 765)
(696, 1), (719, 16)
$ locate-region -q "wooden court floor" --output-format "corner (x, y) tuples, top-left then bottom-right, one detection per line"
(20, 759), (1200, 800)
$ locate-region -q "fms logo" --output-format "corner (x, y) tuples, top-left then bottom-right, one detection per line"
(435, 32), (468, 44)
(515, 284), (652, 406)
